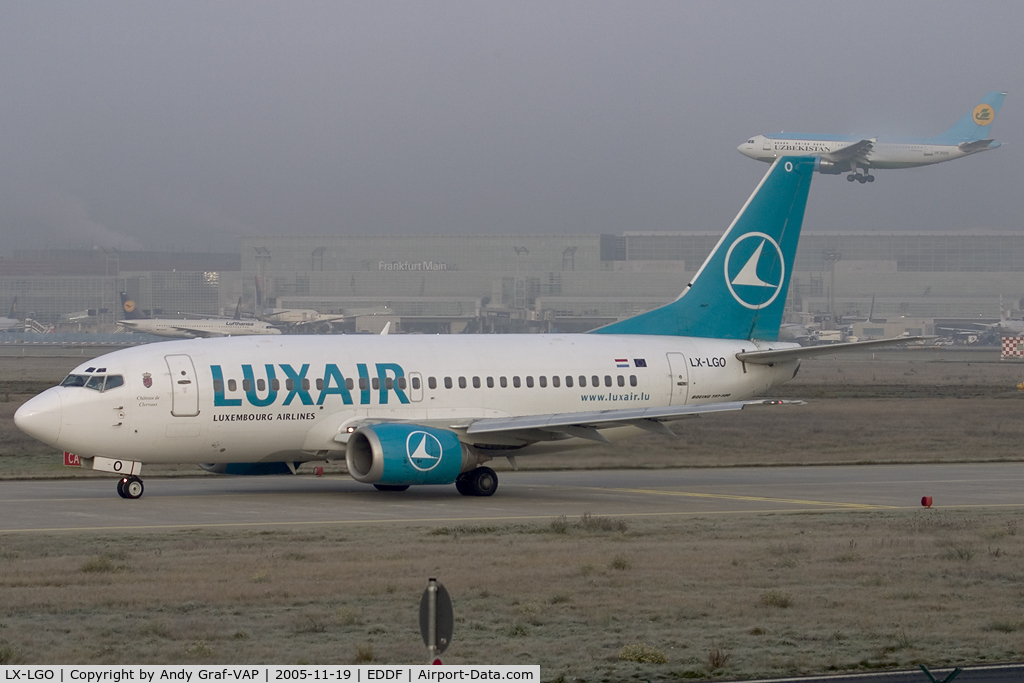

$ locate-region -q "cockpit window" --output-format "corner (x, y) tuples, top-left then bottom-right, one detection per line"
(60, 374), (125, 392)
(747, 139), (755, 144)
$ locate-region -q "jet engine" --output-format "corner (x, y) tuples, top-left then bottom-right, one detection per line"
(346, 423), (467, 486)
(812, 157), (847, 174)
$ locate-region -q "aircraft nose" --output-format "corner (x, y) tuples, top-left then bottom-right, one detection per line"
(14, 388), (62, 445)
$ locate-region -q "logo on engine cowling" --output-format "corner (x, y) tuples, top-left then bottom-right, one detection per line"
(406, 431), (444, 472)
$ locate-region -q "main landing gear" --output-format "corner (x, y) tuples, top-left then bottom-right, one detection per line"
(455, 466), (498, 497)
(116, 476), (144, 499)
(846, 172), (875, 183)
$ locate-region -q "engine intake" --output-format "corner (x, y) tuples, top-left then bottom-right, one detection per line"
(346, 423), (466, 485)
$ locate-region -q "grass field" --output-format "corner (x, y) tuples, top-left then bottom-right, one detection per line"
(1, 349), (1024, 678)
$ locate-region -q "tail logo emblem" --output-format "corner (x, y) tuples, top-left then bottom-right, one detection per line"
(406, 431), (444, 472)
(724, 233), (784, 310)
(973, 104), (994, 125)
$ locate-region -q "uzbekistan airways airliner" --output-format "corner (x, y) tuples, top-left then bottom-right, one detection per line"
(15, 157), (918, 500)
(738, 91), (1006, 183)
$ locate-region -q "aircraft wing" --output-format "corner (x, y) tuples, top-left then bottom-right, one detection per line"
(462, 399), (803, 442)
(168, 326), (220, 338)
(736, 336), (932, 365)
(823, 138), (875, 162)
(958, 139), (996, 153)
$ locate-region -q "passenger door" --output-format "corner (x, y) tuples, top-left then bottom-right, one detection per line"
(165, 354), (200, 417)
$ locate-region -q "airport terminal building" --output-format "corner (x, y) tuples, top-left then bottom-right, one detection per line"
(3, 231), (1024, 334)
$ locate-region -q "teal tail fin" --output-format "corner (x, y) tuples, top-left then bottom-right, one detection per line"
(591, 156), (814, 341)
(931, 91), (1006, 143)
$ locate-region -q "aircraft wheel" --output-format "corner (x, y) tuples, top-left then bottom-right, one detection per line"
(373, 484), (410, 492)
(847, 174), (856, 182)
(470, 467), (498, 497)
(857, 176), (867, 184)
(116, 478), (128, 499)
(455, 475), (474, 496)
(866, 174), (875, 182)
(124, 476), (144, 499)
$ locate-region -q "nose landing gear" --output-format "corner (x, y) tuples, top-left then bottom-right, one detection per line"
(116, 476), (145, 499)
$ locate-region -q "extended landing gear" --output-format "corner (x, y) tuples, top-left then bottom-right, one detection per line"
(455, 467), (498, 497)
(846, 172), (875, 184)
(116, 476), (144, 499)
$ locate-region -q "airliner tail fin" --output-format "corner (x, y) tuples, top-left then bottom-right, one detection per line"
(592, 156), (814, 341)
(932, 91), (1006, 143)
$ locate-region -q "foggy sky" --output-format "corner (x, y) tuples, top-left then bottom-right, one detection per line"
(1, 1), (1022, 256)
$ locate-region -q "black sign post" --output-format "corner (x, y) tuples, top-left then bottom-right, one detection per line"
(419, 578), (453, 664)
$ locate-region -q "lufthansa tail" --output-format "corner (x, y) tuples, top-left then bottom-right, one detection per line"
(119, 292), (146, 320)
(931, 91), (1006, 143)
(592, 156), (814, 341)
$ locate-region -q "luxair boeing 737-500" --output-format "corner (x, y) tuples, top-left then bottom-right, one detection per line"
(15, 157), (922, 499)
(738, 92), (1006, 183)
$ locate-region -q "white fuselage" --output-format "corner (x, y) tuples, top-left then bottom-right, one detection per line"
(118, 318), (281, 338)
(24, 334), (798, 465)
(738, 134), (991, 169)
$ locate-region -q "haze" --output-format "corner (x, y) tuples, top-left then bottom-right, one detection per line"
(1, 1), (1021, 255)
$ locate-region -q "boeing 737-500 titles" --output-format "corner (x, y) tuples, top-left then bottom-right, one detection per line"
(15, 157), (922, 499)
(738, 92), (1006, 183)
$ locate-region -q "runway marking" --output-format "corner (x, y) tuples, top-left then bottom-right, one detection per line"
(591, 486), (900, 509)
(5, 503), (1024, 534)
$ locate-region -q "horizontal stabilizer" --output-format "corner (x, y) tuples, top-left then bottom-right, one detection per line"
(958, 138), (997, 152)
(735, 336), (934, 365)
(465, 399), (804, 435)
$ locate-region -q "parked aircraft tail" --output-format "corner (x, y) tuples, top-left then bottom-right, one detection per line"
(233, 297), (243, 320)
(931, 91), (1006, 143)
(119, 292), (146, 320)
(8, 297), (17, 319)
(592, 156), (814, 341)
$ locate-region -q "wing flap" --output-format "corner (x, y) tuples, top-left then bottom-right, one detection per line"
(823, 138), (875, 162)
(465, 399), (803, 436)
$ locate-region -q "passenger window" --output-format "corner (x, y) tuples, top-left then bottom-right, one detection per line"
(472, 377), (481, 388)
(579, 376), (587, 387)
(513, 376), (521, 388)
(552, 376), (560, 388)
(104, 375), (124, 391)
(500, 376), (507, 388)
(617, 375), (625, 387)
(398, 377), (407, 390)
(604, 376), (612, 387)
(316, 378), (323, 391)
(243, 379), (252, 391)
(302, 378), (310, 391)
(444, 377), (453, 389)
(214, 379), (224, 393)
(526, 376), (534, 388)
(286, 379), (294, 391)
(630, 375), (637, 387)
(429, 377), (437, 390)
(271, 379), (280, 391)
(257, 379), (266, 392)
(486, 377), (494, 388)
(565, 376), (573, 388)
(385, 377), (393, 390)
(359, 377), (368, 391)
(591, 376), (599, 387)
(372, 377), (380, 390)
(345, 378), (354, 391)
(458, 377), (467, 389)
(412, 377), (421, 390)
(538, 376), (547, 388)
(228, 379), (237, 392)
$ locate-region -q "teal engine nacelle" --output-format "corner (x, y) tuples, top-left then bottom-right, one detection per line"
(346, 423), (466, 486)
